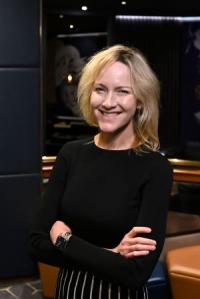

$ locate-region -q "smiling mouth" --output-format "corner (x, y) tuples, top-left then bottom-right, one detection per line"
(99, 110), (122, 116)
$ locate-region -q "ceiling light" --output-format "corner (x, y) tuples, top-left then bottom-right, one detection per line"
(81, 5), (88, 11)
(121, 1), (127, 5)
(67, 74), (73, 83)
(69, 24), (74, 29)
(116, 15), (200, 22)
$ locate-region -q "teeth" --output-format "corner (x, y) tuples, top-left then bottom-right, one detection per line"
(100, 110), (120, 115)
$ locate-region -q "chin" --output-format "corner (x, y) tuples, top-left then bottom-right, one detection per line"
(98, 124), (121, 134)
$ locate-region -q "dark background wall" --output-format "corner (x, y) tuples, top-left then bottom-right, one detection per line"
(180, 22), (200, 160)
(0, 0), (41, 277)
(108, 17), (182, 150)
(108, 16), (200, 156)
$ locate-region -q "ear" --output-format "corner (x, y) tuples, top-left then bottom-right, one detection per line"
(136, 102), (142, 110)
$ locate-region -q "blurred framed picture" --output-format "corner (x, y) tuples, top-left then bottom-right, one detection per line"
(44, 32), (107, 154)
(46, 32), (107, 119)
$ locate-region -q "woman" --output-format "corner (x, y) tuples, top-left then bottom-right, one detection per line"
(30, 45), (172, 298)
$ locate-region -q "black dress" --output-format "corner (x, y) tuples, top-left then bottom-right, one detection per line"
(30, 139), (172, 298)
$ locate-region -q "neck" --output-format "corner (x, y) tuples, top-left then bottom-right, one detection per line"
(95, 131), (137, 150)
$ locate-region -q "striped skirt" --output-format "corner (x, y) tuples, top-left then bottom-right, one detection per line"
(54, 267), (148, 299)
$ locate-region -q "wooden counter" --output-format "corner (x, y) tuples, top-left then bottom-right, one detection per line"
(169, 158), (200, 183)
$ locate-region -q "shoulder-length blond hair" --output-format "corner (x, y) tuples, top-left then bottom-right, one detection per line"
(77, 44), (160, 152)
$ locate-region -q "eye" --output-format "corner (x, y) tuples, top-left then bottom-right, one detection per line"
(94, 86), (105, 94)
(118, 89), (130, 95)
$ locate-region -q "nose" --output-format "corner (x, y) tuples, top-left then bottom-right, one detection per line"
(102, 91), (117, 109)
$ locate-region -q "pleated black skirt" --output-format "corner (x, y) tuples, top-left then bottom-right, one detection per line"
(54, 267), (148, 299)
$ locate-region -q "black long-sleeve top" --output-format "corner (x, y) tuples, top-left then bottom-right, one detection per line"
(30, 139), (173, 290)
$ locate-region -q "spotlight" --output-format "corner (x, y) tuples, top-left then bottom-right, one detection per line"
(81, 5), (88, 11)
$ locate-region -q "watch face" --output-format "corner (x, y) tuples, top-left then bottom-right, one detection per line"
(55, 236), (66, 248)
(55, 232), (72, 249)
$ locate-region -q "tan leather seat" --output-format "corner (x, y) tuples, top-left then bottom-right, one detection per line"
(38, 263), (59, 298)
(166, 245), (200, 299)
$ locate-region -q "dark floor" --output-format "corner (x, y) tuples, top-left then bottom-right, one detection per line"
(0, 278), (44, 299)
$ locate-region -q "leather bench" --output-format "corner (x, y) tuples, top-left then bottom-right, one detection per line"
(166, 245), (200, 299)
(38, 263), (59, 298)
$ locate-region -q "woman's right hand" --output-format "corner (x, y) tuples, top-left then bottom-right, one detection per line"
(111, 226), (157, 258)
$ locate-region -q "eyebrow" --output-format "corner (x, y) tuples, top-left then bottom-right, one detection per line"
(94, 83), (132, 89)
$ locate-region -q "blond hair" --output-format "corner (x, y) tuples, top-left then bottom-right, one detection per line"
(78, 44), (160, 151)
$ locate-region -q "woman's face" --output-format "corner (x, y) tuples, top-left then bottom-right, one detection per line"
(90, 61), (138, 135)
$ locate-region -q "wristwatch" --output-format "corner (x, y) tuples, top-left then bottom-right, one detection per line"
(55, 231), (72, 249)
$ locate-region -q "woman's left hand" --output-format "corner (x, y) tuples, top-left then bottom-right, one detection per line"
(111, 226), (156, 258)
(50, 220), (71, 245)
